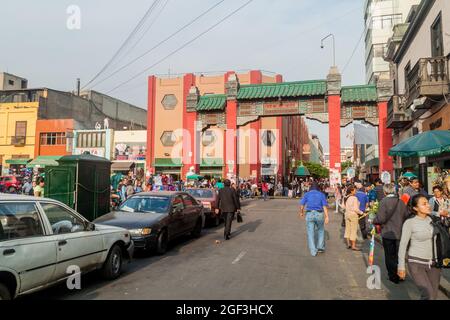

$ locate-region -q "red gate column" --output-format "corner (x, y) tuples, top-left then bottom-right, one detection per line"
(146, 75), (156, 173)
(377, 79), (394, 174)
(225, 73), (239, 179)
(249, 70), (262, 182)
(182, 73), (198, 178)
(327, 67), (342, 171)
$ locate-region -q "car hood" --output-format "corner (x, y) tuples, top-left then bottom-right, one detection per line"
(93, 224), (129, 233)
(94, 211), (166, 229)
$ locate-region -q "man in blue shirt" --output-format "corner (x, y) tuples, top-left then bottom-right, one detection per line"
(299, 182), (329, 256)
(355, 183), (369, 239)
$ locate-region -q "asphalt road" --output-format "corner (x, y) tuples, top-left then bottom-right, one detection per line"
(23, 198), (448, 300)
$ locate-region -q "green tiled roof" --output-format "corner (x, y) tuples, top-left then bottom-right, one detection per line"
(154, 158), (182, 167)
(237, 80), (327, 100)
(196, 94), (226, 111)
(341, 85), (378, 103)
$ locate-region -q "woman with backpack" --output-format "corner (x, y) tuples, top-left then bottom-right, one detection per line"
(398, 194), (442, 300)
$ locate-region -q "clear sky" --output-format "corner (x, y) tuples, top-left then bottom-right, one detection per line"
(0, 0), (366, 151)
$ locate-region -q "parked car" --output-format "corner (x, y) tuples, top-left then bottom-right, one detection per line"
(0, 176), (23, 194)
(0, 194), (134, 300)
(94, 192), (205, 255)
(185, 188), (221, 226)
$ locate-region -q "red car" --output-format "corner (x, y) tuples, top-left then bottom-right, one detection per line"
(0, 176), (23, 193)
(185, 188), (221, 226)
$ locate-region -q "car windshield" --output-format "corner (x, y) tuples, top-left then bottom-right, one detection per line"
(186, 189), (214, 199)
(119, 196), (170, 214)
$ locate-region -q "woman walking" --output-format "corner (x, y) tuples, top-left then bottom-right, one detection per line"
(398, 194), (441, 300)
(344, 186), (364, 251)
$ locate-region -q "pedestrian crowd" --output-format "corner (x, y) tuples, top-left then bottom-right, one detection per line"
(301, 174), (450, 300)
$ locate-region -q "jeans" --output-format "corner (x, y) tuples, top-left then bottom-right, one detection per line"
(262, 191), (268, 201)
(305, 211), (325, 256)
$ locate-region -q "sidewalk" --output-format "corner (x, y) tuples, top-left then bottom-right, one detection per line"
(334, 202), (450, 298)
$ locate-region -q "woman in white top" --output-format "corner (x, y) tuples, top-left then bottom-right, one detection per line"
(344, 186), (364, 251)
(398, 194), (441, 300)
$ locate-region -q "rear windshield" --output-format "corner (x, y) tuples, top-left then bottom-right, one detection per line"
(186, 189), (214, 199)
(119, 196), (170, 214)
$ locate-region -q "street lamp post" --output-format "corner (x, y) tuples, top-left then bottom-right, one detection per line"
(321, 33), (336, 67)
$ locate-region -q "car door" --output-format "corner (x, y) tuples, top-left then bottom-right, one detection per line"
(39, 202), (105, 282)
(169, 196), (185, 237)
(0, 201), (58, 294)
(181, 194), (200, 231)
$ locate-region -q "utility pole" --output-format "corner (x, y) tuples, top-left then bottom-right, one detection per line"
(76, 78), (80, 96)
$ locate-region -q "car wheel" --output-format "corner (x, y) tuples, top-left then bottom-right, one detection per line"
(0, 283), (11, 300)
(8, 187), (16, 194)
(101, 244), (123, 280)
(156, 229), (168, 255)
(191, 217), (203, 238)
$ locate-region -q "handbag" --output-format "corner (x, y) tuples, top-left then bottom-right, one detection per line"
(237, 211), (243, 223)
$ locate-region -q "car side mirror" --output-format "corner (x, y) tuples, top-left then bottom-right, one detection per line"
(86, 222), (95, 231)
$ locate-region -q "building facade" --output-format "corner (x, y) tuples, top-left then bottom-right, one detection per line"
(365, 0), (421, 84)
(386, 0), (450, 187)
(0, 87), (147, 172)
(0, 72), (27, 90)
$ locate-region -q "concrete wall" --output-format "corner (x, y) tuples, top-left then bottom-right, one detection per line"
(397, 1), (450, 94)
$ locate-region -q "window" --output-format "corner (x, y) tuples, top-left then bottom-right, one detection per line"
(182, 194), (196, 207)
(202, 130), (216, 146)
(40, 132), (66, 146)
(15, 121), (27, 137)
(431, 13), (443, 57)
(77, 132), (106, 148)
(40, 203), (85, 234)
(262, 130), (276, 147)
(8, 80), (14, 86)
(160, 131), (177, 147)
(172, 196), (185, 211)
(161, 94), (178, 110)
(0, 203), (44, 241)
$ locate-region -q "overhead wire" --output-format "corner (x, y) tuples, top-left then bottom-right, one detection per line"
(105, 0), (255, 94)
(89, 0), (227, 90)
(82, 0), (162, 89)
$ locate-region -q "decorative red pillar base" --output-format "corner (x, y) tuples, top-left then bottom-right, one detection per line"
(328, 95), (341, 171)
(378, 101), (394, 174)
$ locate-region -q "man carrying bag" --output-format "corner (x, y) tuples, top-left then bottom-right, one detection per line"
(216, 179), (241, 240)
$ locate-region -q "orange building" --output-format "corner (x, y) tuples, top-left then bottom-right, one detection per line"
(34, 119), (74, 157)
(146, 70), (309, 182)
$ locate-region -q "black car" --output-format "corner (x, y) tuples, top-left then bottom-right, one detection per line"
(94, 192), (205, 254)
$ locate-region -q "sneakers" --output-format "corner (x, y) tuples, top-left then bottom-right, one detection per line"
(317, 249), (325, 253)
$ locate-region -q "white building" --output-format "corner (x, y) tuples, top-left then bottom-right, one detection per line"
(364, 0), (421, 84)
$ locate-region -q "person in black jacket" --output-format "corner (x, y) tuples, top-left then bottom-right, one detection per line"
(372, 183), (410, 284)
(216, 179), (241, 240)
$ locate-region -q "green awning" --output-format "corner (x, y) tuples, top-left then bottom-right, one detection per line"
(341, 85), (378, 103)
(294, 165), (310, 177)
(200, 158), (224, 167)
(186, 174), (204, 180)
(196, 94), (226, 111)
(26, 156), (62, 168)
(237, 80), (327, 100)
(154, 158), (182, 167)
(389, 130), (450, 157)
(6, 159), (31, 165)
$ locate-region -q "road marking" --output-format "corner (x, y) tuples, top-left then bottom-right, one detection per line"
(232, 251), (247, 264)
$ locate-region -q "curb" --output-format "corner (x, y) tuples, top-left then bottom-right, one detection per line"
(373, 234), (450, 298)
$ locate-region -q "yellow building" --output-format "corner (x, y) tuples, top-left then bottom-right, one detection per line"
(0, 102), (39, 173)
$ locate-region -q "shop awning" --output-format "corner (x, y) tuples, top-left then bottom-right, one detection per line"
(389, 130), (450, 157)
(26, 156), (62, 168)
(6, 159), (31, 165)
(364, 157), (379, 167)
(154, 158), (182, 167)
(111, 161), (135, 171)
(294, 165), (310, 177)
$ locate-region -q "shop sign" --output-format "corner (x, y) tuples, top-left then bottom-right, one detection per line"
(74, 148), (105, 157)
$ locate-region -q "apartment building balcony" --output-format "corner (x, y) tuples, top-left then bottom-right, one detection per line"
(387, 95), (412, 129)
(10, 136), (26, 146)
(405, 56), (449, 108)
